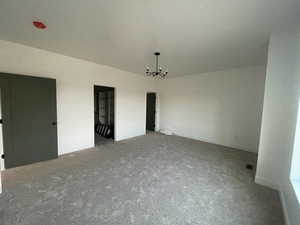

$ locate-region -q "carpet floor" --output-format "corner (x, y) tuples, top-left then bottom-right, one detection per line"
(95, 135), (114, 146)
(0, 133), (284, 225)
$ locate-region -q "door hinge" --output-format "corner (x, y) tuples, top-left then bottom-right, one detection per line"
(0, 119), (2, 124)
(1, 154), (4, 159)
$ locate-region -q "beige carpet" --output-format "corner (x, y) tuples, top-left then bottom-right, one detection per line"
(0, 133), (284, 225)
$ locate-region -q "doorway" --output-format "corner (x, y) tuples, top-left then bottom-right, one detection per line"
(146, 92), (156, 131)
(0, 73), (58, 169)
(94, 85), (115, 145)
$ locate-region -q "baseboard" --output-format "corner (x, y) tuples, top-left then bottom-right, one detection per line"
(255, 177), (291, 225)
(280, 190), (291, 225)
(255, 176), (279, 190)
(171, 133), (257, 153)
(59, 144), (95, 156)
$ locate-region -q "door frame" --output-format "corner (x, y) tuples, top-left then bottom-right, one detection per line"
(93, 85), (116, 145)
(0, 88), (4, 171)
(0, 75), (12, 170)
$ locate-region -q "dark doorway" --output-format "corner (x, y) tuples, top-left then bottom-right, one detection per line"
(146, 93), (156, 131)
(0, 73), (58, 169)
(94, 85), (115, 145)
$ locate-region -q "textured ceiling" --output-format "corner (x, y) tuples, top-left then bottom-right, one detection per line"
(0, 0), (299, 76)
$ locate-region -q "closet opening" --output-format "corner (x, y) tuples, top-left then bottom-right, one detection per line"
(94, 85), (115, 145)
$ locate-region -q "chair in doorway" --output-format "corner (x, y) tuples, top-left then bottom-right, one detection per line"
(95, 123), (114, 139)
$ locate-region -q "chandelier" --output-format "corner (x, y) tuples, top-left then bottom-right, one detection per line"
(146, 52), (168, 78)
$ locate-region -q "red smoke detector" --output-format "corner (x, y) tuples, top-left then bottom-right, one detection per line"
(33, 21), (46, 29)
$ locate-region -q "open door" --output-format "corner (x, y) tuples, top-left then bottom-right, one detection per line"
(0, 73), (58, 169)
(146, 93), (156, 131)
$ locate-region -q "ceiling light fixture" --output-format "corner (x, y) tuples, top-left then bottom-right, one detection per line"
(146, 52), (168, 78)
(33, 21), (47, 29)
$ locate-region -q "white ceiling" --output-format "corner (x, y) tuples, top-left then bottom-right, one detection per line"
(0, 0), (299, 76)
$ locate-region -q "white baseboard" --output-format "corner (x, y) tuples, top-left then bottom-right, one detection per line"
(280, 190), (291, 225)
(255, 176), (279, 190)
(172, 133), (257, 153)
(255, 176), (291, 225)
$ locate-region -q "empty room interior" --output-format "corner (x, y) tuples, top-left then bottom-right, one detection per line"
(0, 1), (300, 225)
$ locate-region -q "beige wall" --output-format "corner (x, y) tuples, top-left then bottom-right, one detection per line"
(0, 40), (159, 155)
(256, 32), (300, 225)
(158, 66), (266, 152)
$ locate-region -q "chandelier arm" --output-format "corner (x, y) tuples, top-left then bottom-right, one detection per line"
(146, 52), (167, 78)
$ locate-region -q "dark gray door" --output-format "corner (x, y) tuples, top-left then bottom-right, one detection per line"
(146, 93), (156, 131)
(0, 73), (58, 168)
